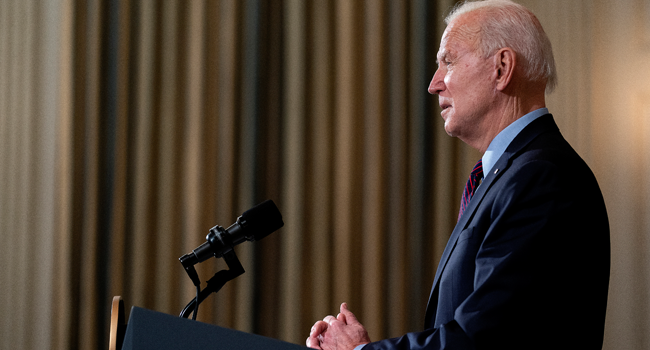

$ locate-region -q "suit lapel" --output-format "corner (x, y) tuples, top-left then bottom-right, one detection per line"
(424, 114), (559, 326)
(424, 155), (508, 323)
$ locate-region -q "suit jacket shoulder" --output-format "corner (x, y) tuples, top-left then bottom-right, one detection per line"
(365, 115), (610, 350)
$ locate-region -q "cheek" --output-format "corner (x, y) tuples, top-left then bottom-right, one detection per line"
(443, 73), (454, 91)
(444, 70), (469, 96)
(449, 74), (487, 102)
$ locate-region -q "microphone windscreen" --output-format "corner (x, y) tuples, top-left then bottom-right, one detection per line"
(241, 200), (284, 241)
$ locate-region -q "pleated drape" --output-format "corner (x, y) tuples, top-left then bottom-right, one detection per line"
(0, 0), (486, 349)
(6, 0), (650, 349)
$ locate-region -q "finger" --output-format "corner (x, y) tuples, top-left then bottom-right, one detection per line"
(339, 302), (361, 325)
(336, 312), (347, 324)
(311, 321), (328, 337)
(323, 315), (336, 324)
(306, 336), (322, 349)
(340, 302), (348, 312)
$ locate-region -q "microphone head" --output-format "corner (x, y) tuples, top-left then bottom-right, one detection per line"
(240, 200), (284, 241)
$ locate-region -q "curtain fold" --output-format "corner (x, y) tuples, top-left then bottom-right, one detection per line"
(7, 0), (650, 349)
(0, 0), (483, 348)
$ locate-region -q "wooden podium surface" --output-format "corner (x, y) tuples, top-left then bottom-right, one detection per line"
(110, 296), (127, 350)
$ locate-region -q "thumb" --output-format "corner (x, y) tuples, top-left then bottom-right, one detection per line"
(340, 302), (360, 325)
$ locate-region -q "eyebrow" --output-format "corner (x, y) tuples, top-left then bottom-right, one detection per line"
(436, 50), (445, 64)
(436, 51), (453, 66)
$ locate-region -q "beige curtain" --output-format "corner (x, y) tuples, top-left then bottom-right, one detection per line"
(1, 0), (475, 349)
(3, 1), (649, 350)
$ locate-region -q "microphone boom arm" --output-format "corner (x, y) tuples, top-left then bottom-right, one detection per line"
(179, 249), (245, 319)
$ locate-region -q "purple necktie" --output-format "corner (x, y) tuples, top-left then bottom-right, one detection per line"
(458, 159), (483, 221)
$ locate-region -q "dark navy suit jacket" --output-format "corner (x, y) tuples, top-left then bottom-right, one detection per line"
(363, 115), (610, 350)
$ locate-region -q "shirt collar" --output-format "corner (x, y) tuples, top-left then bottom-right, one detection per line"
(482, 108), (548, 178)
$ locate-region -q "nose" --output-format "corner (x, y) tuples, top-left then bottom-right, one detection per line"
(428, 67), (445, 95)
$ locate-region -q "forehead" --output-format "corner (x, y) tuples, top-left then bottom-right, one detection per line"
(437, 15), (481, 59)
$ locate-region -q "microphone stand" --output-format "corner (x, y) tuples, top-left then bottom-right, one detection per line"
(179, 249), (245, 319)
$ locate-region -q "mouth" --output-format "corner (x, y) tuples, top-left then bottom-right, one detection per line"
(440, 103), (452, 112)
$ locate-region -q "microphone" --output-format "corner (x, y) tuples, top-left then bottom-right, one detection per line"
(179, 200), (284, 269)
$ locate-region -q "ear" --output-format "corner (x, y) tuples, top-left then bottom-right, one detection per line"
(494, 48), (516, 91)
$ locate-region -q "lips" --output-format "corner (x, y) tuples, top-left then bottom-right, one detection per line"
(439, 97), (451, 111)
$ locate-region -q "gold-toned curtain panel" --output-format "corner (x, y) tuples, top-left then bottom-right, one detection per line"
(0, 0), (480, 349)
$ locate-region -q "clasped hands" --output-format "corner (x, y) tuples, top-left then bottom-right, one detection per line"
(306, 303), (371, 350)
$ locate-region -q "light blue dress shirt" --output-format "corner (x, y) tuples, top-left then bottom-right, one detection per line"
(352, 108), (549, 350)
(481, 108), (548, 179)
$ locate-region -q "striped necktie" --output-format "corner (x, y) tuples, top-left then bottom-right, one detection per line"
(458, 159), (483, 221)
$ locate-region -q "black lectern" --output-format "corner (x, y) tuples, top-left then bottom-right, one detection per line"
(110, 297), (308, 350)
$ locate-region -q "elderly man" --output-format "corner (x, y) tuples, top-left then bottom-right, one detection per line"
(306, 0), (610, 349)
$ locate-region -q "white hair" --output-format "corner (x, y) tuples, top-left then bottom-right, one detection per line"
(446, 0), (557, 94)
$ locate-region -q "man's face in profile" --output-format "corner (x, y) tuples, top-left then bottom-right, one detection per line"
(429, 14), (496, 143)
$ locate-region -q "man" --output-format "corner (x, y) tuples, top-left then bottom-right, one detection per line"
(306, 0), (610, 349)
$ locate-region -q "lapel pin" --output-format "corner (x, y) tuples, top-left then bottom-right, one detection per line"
(494, 169), (499, 175)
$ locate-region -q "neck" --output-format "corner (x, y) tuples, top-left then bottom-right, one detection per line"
(463, 91), (546, 153)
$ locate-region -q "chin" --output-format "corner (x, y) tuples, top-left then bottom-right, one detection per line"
(443, 122), (456, 137)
